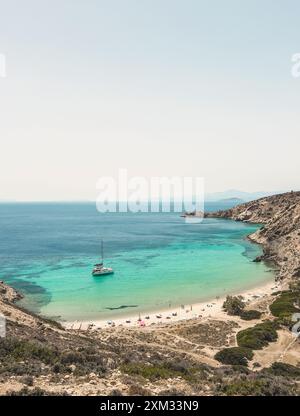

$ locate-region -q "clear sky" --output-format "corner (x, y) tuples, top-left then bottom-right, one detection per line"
(0, 0), (300, 201)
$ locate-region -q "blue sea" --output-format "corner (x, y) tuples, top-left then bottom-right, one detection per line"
(0, 201), (273, 321)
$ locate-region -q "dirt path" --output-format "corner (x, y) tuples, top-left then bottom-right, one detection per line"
(251, 330), (300, 368)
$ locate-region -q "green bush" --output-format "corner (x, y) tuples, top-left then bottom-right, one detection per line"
(223, 295), (245, 316)
(270, 291), (300, 318)
(215, 347), (253, 366)
(219, 376), (295, 396)
(120, 363), (181, 381)
(0, 337), (107, 377)
(7, 387), (69, 396)
(266, 362), (300, 378)
(230, 365), (251, 374)
(0, 338), (57, 364)
(120, 362), (204, 383)
(240, 310), (262, 321)
(237, 321), (278, 350)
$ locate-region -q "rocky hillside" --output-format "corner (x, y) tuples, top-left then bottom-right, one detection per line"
(205, 191), (300, 280)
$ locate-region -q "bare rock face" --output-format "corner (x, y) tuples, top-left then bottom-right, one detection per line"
(205, 191), (300, 280)
(0, 281), (23, 303)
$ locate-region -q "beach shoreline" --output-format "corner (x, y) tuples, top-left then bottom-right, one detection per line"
(63, 276), (282, 331)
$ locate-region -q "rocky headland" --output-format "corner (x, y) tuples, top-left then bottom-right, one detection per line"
(206, 191), (300, 281)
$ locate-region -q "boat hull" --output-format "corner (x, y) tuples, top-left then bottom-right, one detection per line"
(92, 270), (114, 276)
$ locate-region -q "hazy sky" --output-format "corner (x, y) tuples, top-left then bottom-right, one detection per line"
(0, 0), (300, 201)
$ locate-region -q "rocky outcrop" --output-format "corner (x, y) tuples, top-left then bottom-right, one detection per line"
(0, 281), (22, 303)
(205, 191), (300, 280)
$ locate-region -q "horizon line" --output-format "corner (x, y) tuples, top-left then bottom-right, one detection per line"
(0, 191), (293, 204)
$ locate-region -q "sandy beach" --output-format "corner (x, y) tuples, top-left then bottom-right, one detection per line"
(63, 278), (283, 331)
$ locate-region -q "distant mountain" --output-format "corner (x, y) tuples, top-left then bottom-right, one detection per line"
(205, 189), (281, 202)
(219, 197), (244, 203)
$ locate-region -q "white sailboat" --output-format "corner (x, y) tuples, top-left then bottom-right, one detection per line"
(92, 240), (114, 276)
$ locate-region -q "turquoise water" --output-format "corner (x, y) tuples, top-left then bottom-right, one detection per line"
(0, 203), (273, 321)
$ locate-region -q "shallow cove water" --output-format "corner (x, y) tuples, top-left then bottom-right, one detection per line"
(0, 202), (273, 321)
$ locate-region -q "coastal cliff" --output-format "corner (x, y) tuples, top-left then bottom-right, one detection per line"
(205, 191), (300, 281)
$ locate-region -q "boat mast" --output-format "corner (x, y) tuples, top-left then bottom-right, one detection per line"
(101, 239), (104, 264)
